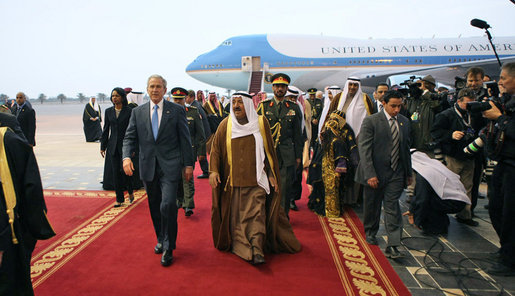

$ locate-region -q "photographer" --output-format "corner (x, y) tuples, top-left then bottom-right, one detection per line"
(482, 62), (515, 276)
(405, 75), (444, 201)
(465, 67), (489, 216)
(431, 88), (478, 226)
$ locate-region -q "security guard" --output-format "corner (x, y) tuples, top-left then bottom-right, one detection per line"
(307, 88), (324, 149)
(171, 87), (206, 216)
(257, 73), (303, 216)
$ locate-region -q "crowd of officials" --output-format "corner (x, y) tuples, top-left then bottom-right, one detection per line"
(2, 62), (515, 294)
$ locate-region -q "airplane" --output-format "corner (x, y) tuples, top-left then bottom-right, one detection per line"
(185, 34), (515, 93)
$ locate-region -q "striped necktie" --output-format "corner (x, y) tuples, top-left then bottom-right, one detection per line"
(390, 117), (399, 171)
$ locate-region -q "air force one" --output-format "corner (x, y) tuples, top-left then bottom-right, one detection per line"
(185, 34), (515, 93)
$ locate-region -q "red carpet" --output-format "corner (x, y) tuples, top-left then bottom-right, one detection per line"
(32, 168), (410, 295)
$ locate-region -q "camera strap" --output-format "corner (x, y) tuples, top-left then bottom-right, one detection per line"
(454, 105), (471, 129)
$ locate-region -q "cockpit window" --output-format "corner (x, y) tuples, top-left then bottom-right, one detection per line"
(221, 40), (232, 46)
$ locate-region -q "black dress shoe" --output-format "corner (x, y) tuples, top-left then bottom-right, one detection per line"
(289, 201), (298, 211)
(366, 236), (378, 245)
(385, 246), (403, 259)
(128, 194), (135, 204)
(456, 217), (479, 226)
(197, 173), (209, 179)
(251, 254), (266, 265)
(488, 263), (515, 276)
(154, 243), (163, 254)
(185, 208), (193, 216)
(161, 250), (173, 267)
(114, 203), (123, 208)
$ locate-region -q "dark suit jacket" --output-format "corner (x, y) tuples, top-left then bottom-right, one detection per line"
(101, 106), (132, 156)
(0, 112), (27, 142)
(355, 111), (412, 188)
(191, 100), (211, 138)
(11, 104), (36, 146)
(122, 100), (194, 182)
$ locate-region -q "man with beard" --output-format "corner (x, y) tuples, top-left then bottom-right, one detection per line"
(327, 78), (374, 206)
(209, 91), (300, 264)
(257, 73), (303, 217)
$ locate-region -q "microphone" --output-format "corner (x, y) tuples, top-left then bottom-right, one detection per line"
(470, 18), (490, 29)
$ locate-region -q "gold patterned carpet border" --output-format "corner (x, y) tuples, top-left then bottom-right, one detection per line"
(31, 190), (147, 288)
(43, 189), (117, 199)
(319, 211), (408, 296)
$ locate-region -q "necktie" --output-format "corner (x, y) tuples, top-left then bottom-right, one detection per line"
(390, 117), (399, 171)
(379, 103), (384, 113)
(278, 101), (283, 114)
(16, 106), (22, 117)
(152, 105), (159, 140)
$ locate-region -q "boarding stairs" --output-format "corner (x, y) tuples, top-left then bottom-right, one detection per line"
(248, 71), (264, 94)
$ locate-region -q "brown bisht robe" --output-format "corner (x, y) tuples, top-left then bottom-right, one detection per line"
(210, 117), (301, 254)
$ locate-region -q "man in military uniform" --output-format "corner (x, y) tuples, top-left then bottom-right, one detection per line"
(257, 73), (303, 217)
(307, 88), (324, 150)
(171, 87), (206, 216)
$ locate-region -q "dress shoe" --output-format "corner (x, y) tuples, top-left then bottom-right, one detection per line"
(161, 250), (173, 267)
(385, 246), (403, 259)
(366, 236), (378, 245)
(154, 243), (163, 254)
(197, 173), (209, 179)
(185, 208), (194, 216)
(487, 262), (515, 276)
(289, 201), (299, 211)
(456, 217), (479, 227)
(251, 254), (266, 265)
(128, 194), (135, 204)
(113, 202), (123, 208)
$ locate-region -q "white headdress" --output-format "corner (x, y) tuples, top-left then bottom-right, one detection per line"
(337, 78), (367, 137)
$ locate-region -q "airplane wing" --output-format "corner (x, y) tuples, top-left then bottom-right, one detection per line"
(352, 56), (515, 89)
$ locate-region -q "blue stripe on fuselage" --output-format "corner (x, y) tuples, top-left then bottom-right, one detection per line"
(185, 35), (511, 72)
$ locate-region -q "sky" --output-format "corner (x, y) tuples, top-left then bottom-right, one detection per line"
(1, 0), (514, 99)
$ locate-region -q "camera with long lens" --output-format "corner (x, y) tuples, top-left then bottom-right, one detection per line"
(464, 134), (485, 155)
(466, 100), (493, 113)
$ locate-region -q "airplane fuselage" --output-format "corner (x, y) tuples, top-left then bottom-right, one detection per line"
(186, 34), (515, 92)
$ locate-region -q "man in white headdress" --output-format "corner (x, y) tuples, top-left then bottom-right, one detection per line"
(335, 78), (374, 137)
(82, 96), (102, 142)
(209, 91), (301, 265)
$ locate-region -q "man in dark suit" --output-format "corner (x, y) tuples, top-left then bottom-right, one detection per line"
(186, 90), (211, 178)
(11, 92), (36, 146)
(355, 90), (412, 259)
(122, 75), (194, 267)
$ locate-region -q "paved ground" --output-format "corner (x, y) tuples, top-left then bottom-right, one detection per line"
(32, 102), (513, 296)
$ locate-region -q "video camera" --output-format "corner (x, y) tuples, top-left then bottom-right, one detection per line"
(399, 76), (423, 99)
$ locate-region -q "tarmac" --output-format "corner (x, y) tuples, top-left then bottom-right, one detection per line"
(32, 102), (513, 295)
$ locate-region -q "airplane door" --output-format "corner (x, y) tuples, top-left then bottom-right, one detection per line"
(252, 57), (261, 71)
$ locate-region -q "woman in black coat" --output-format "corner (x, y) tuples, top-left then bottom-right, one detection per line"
(100, 88), (135, 207)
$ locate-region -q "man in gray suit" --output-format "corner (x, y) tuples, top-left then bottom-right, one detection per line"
(355, 90), (412, 259)
(123, 75), (194, 267)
